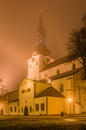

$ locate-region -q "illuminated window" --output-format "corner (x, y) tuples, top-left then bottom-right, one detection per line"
(10, 107), (12, 112)
(14, 106), (17, 112)
(35, 104), (39, 111)
(41, 103), (44, 111)
(60, 83), (64, 93)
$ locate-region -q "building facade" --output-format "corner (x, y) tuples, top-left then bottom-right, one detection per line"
(0, 13), (86, 116)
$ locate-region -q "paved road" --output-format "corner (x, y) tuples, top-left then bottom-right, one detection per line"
(0, 116), (86, 129)
(0, 115), (86, 124)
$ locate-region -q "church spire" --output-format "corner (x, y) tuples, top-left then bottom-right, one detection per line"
(37, 10), (47, 45)
(33, 11), (50, 56)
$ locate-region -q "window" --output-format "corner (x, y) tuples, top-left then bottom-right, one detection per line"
(18, 108), (20, 113)
(10, 107), (12, 112)
(60, 83), (64, 93)
(14, 106), (17, 112)
(25, 100), (27, 103)
(21, 107), (23, 113)
(27, 88), (31, 92)
(30, 106), (32, 113)
(36, 61), (38, 65)
(21, 90), (25, 93)
(41, 103), (44, 111)
(35, 104), (39, 111)
(57, 70), (60, 75)
(72, 63), (76, 69)
(32, 58), (35, 62)
(45, 73), (47, 77)
(46, 58), (50, 63)
(29, 64), (31, 68)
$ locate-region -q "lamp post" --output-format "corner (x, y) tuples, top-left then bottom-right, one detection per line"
(68, 98), (72, 116)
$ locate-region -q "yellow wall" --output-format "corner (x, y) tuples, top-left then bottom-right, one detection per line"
(34, 97), (47, 115)
(8, 102), (18, 115)
(19, 79), (35, 115)
(0, 99), (8, 115)
(48, 97), (65, 115)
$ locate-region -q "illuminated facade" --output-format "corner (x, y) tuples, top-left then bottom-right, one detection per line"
(0, 13), (86, 116)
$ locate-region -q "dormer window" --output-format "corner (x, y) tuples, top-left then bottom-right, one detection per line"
(57, 70), (60, 75)
(60, 83), (64, 93)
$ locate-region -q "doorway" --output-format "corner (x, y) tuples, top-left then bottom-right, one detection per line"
(24, 106), (28, 116)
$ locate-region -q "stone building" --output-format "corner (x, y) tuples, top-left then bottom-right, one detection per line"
(0, 13), (86, 116)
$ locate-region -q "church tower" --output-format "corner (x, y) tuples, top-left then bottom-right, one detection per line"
(27, 12), (54, 80)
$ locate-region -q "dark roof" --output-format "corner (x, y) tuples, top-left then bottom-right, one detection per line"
(50, 68), (82, 80)
(41, 55), (74, 71)
(35, 86), (65, 98)
(8, 90), (19, 103)
(0, 93), (8, 100)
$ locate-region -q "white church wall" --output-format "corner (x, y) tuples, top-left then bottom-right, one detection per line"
(27, 55), (40, 80)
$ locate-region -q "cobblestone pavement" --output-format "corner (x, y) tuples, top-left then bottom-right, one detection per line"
(0, 115), (86, 129)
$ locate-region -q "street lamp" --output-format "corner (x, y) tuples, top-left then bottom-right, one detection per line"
(68, 98), (72, 116)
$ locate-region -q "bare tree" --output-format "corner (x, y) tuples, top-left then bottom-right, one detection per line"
(0, 79), (7, 96)
(66, 14), (86, 79)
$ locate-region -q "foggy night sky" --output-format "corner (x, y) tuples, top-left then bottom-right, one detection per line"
(0, 0), (86, 91)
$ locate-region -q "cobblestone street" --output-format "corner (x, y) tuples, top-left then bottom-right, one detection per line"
(0, 115), (86, 129)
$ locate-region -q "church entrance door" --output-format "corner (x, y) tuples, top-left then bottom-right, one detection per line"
(24, 106), (28, 116)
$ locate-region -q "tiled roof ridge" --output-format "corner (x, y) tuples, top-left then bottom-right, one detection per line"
(35, 86), (65, 98)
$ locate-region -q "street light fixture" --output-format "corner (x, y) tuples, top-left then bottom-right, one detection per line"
(68, 98), (72, 116)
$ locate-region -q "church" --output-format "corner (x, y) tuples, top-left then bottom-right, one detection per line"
(0, 13), (86, 116)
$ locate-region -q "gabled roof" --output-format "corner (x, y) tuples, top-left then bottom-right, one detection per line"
(50, 68), (82, 80)
(8, 90), (19, 103)
(35, 86), (65, 98)
(41, 55), (74, 71)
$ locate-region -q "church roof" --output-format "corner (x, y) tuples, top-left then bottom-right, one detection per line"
(42, 55), (74, 71)
(8, 90), (19, 103)
(34, 44), (50, 56)
(35, 86), (65, 98)
(50, 68), (82, 80)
